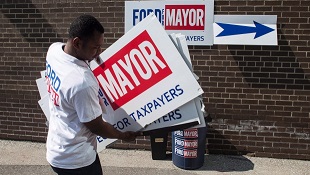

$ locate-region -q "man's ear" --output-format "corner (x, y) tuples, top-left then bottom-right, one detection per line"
(72, 37), (81, 50)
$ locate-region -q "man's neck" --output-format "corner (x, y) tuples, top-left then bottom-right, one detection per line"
(63, 42), (73, 56)
(64, 41), (82, 60)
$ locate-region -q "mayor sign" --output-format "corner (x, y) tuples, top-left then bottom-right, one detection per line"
(125, 0), (214, 45)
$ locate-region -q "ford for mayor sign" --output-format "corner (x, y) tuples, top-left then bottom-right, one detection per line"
(125, 0), (214, 46)
(90, 14), (203, 140)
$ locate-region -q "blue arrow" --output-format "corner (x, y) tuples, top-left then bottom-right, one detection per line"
(216, 21), (274, 39)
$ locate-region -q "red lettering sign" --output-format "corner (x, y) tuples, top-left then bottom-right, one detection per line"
(184, 128), (198, 138)
(184, 139), (198, 148)
(165, 5), (205, 30)
(93, 30), (172, 110)
(184, 149), (197, 158)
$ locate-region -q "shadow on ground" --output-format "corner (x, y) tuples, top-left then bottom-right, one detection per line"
(199, 154), (254, 172)
(163, 152), (254, 173)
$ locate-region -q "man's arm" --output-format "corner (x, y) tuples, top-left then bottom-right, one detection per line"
(83, 116), (140, 142)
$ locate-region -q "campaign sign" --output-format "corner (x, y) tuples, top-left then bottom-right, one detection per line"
(174, 128), (199, 158)
(91, 14), (203, 151)
(142, 33), (206, 133)
(125, 0), (214, 46)
(142, 99), (200, 132)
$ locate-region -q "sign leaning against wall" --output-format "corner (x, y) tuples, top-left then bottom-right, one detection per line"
(125, 0), (214, 46)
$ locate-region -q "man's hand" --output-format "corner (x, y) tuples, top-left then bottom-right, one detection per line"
(119, 131), (142, 142)
(84, 116), (143, 141)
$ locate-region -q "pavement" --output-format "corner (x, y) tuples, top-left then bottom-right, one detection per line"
(0, 140), (309, 175)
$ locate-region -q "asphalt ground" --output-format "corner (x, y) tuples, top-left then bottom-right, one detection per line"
(0, 140), (309, 175)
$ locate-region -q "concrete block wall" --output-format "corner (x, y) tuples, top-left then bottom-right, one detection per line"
(0, 0), (309, 160)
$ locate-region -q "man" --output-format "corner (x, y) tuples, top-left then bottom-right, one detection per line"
(45, 14), (140, 175)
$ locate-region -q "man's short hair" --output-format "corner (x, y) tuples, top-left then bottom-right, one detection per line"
(68, 14), (104, 41)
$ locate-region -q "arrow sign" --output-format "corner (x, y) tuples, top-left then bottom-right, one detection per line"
(216, 21), (274, 39)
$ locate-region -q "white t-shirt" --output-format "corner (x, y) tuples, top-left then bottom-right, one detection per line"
(45, 42), (102, 169)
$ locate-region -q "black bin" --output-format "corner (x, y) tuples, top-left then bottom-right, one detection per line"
(150, 131), (168, 160)
(172, 126), (207, 170)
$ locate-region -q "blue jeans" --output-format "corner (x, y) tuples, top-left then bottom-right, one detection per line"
(51, 154), (103, 175)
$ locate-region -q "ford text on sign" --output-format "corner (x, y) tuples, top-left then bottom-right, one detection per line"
(92, 31), (172, 110)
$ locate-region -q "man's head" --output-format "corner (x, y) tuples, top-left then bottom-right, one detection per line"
(67, 14), (104, 61)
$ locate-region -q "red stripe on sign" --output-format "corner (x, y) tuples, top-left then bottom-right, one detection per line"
(92, 30), (172, 110)
(165, 5), (205, 30)
(184, 139), (198, 148)
(184, 128), (198, 138)
(184, 149), (197, 158)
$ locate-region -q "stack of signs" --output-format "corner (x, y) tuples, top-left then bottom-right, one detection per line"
(36, 13), (205, 152)
(36, 71), (50, 123)
(90, 13), (204, 151)
(141, 33), (206, 134)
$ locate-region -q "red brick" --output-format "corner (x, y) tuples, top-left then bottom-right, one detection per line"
(0, 0), (310, 160)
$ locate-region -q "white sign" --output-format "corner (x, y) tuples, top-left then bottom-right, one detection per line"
(214, 15), (278, 45)
(36, 77), (47, 99)
(36, 72), (50, 121)
(143, 97), (206, 131)
(96, 33), (205, 148)
(38, 95), (50, 121)
(91, 14), (203, 152)
(125, 0), (214, 46)
(141, 33), (205, 132)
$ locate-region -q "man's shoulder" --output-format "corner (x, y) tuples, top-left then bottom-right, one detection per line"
(63, 69), (97, 89)
(48, 42), (64, 51)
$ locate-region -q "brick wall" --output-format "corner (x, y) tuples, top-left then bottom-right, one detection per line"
(0, 0), (309, 160)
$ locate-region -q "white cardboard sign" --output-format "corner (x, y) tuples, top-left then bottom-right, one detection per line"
(142, 33), (206, 132)
(95, 32), (204, 151)
(142, 98), (201, 131)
